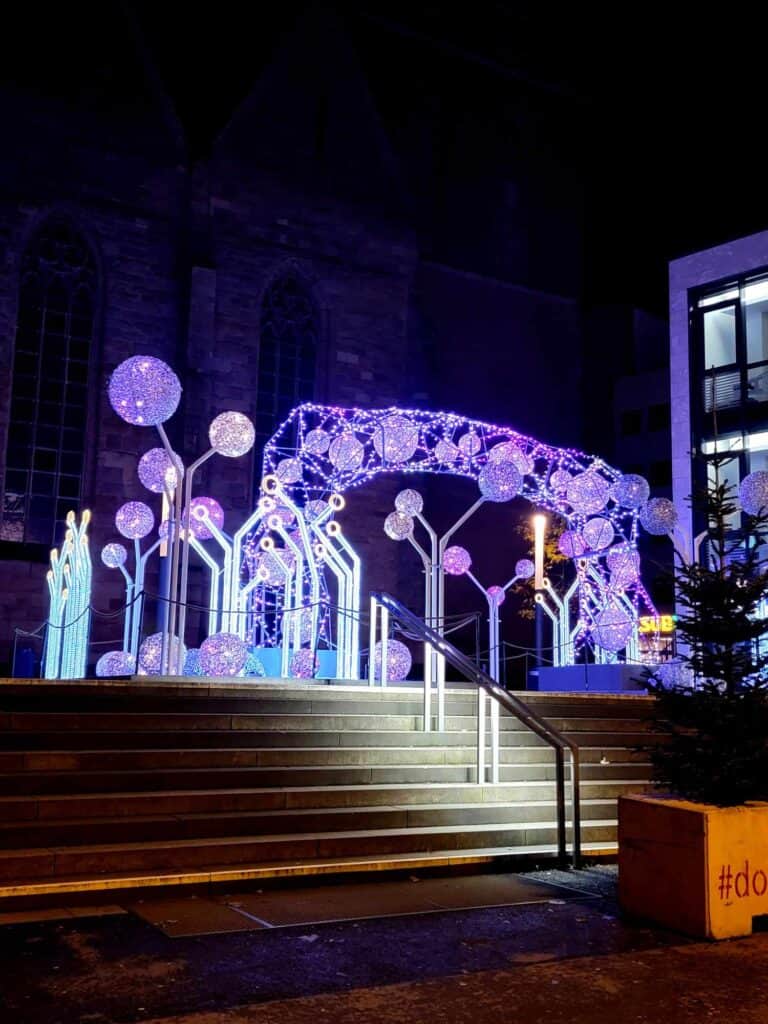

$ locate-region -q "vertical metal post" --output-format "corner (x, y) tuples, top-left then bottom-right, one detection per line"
(368, 595), (377, 686)
(380, 605), (389, 687)
(477, 687), (486, 784)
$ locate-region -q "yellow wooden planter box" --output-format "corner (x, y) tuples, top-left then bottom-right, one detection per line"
(619, 793), (768, 939)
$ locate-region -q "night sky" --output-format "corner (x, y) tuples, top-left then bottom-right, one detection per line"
(5, 3), (768, 315)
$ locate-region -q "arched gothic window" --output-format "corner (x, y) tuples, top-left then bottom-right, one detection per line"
(1, 219), (97, 547)
(255, 271), (319, 464)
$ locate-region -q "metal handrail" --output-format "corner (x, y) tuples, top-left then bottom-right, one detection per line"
(372, 591), (581, 868)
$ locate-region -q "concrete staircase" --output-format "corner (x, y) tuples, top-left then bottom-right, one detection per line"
(0, 680), (656, 906)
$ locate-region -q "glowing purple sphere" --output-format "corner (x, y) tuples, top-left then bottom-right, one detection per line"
(593, 601), (634, 654)
(478, 460), (522, 502)
(434, 439), (460, 463)
(612, 473), (650, 510)
(639, 498), (678, 536)
(138, 632), (185, 675)
(444, 545), (471, 576)
(108, 355), (181, 426)
(304, 428), (331, 455)
(549, 468), (572, 493)
(101, 542), (128, 568)
(372, 414), (419, 463)
(606, 545), (640, 588)
(304, 499), (329, 522)
(395, 489), (423, 516)
(290, 649), (319, 679)
(384, 511), (413, 541)
(373, 639), (412, 682)
(566, 471), (610, 515)
(487, 585), (506, 606)
(582, 517), (614, 551)
(185, 497), (225, 540)
(208, 411), (255, 458)
(95, 651), (136, 677)
(276, 457), (303, 484)
(558, 530), (586, 558)
(200, 631), (248, 677)
(458, 431), (481, 457)
(515, 558), (535, 580)
(328, 433), (365, 472)
(489, 440), (533, 474)
(138, 447), (180, 494)
(115, 501), (154, 540)
(739, 471), (768, 516)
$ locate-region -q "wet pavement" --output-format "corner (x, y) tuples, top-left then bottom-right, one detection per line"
(1, 866), (766, 1023)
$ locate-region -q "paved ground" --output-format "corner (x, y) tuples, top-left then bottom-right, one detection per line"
(2, 866), (768, 1023)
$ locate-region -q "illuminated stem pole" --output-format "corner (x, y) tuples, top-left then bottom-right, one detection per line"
(118, 564), (133, 653)
(407, 532), (432, 731)
(156, 423), (184, 675)
(177, 447), (215, 662)
(329, 523), (361, 679)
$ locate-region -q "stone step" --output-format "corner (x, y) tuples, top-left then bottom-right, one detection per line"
(0, 776), (652, 824)
(0, 819), (618, 883)
(0, 728), (658, 754)
(0, 841), (617, 905)
(0, 758), (652, 796)
(0, 797), (619, 848)
(0, 744), (651, 773)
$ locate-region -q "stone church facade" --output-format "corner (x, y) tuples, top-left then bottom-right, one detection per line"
(0, 8), (586, 673)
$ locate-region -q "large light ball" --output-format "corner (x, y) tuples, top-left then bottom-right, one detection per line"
(185, 497), (224, 540)
(138, 447), (179, 494)
(515, 558), (535, 580)
(612, 473), (650, 510)
(115, 501), (154, 540)
(606, 545), (641, 588)
(138, 632), (185, 675)
(395, 488), (423, 516)
(304, 428), (331, 455)
(434, 439), (460, 463)
(739, 471), (768, 516)
(384, 511), (413, 541)
(549, 469), (572, 493)
(101, 542), (128, 568)
(478, 460), (522, 502)
(566, 471), (610, 515)
(582, 517), (614, 551)
(209, 411), (255, 458)
(444, 545), (471, 576)
(373, 639), (412, 682)
(108, 356), (181, 427)
(489, 440), (533, 474)
(458, 431), (481, 457)
(487, 585), (506, 606)
(257, 551), (288, 587)
(372, 414), (419, 463)
(96, 650), (136, 677)
(593, 601), (634, 654)
(328, 433), (365, 472)
(276, 457), (303, 484)
(200, 631), (248, 677)
(558, 530), (586, 558)
(639, 497), (678, 535)
(290, 649), (319, 679)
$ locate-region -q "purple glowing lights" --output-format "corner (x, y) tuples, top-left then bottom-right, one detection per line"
(384, 511), (413, 541)
(372, 414), (419, 463)
(200, 631), (248, 677)
(115, 501), (154, 540)
(100, 542), (128, 568)
(373, 639), (412, 682)
(208, 411), (255, 458)
(108, 356), (181, 426)
(96, 650), (136, 677)
(443, 545), (471, 576)
(515, 558), (535, 580)
(184, 497), (225, 540)
(138, 447), (179, 494)
(478, 460), (522, 502)
(290, 649), (319, 679)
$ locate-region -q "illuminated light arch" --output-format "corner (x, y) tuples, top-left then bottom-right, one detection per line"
(245, 403), (656, 655)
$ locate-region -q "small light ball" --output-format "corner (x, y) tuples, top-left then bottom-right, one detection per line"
(209, 411), (255, 458)
(116, 501), (154, 540)
(184, 497), (224, 540)
(373, 639), (412, 682)
(515, 558), (535, 580)
(489, 440), (533, 474)
(372, 414), (419, 463)
(108, 355), (182, 426)
(290, 649), (319, 679)
(487, 585), (506, 606)
(739, 471), (768, 515)
(276, 457), (303, 484)
(304, 499), (329, 522)
(138, 447), (180, 495)
(434, 439), (460, 463)
(395, 488), (423, 516)
(593, 601), (634, 654)
(101, 542), (128, 568)
(478, 460), (522, 502)
(549, 468), (572, 493)
(458, 431), (481, 457)
(200, 631), (248, 677)
(257, 551), (289, 587)
(138, 632), (185, 675)
(304, 428), (331, 455)
(558, 530), (586, 558)
(639, 497), (678, 535)
(96, 650), (136, 677)
(328, 432), (365, 472)
(566, 471), (610, 515)
(606, 545), (641, 588)
(582, 517), (615, 551)
(444, 545), (471, 576)
(384, 511), (413, 541)
(612, 473), (650, 510)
